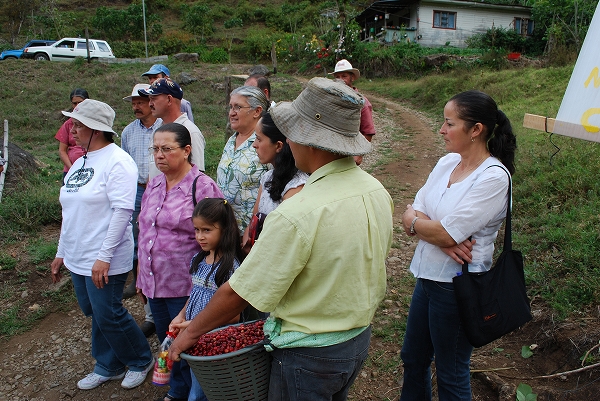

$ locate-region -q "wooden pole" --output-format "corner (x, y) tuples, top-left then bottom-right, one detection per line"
(0, 120), (8, 203)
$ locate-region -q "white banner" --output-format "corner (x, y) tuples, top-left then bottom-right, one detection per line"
(554, 2), (600, 142)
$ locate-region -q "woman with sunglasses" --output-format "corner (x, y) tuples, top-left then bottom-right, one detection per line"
(54, 88), (89, 181)
(137, 123), (222, 401)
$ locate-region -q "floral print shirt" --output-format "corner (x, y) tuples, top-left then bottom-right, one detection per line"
(216, 132), (270, 234)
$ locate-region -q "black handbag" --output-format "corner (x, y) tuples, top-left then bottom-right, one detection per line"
(452, 166), (532, 348)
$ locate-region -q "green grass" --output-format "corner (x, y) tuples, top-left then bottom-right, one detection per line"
(362, 64), (600, 318)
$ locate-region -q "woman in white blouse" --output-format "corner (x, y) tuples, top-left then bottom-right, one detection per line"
(399, 90), (517, 401)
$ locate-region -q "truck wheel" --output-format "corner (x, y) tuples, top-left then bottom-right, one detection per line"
(34, 53), (49, 61)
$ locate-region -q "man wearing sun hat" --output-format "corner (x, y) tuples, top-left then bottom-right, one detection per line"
(142, 64), (194, 122)
(330, 59), (376, 165)
(139, 78), (206, 176)
(169, 77), (394, 400)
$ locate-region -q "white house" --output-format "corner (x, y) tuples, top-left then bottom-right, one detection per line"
(356, 0), (533, 48)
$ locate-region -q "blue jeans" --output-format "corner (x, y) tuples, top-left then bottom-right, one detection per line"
(400, 279), (473, 401)
(268, 326), (371, 401)
(148, 297), (191, 399)
(189, 372), (208, 401)
(71, 272), (153, 377)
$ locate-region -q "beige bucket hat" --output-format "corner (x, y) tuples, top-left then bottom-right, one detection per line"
(62, 99), (116, 134)
(270, 77), (371, 156)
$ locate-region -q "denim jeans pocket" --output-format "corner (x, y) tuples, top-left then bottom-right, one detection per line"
(434, 280), (454, 292)
(294, 367), (347, 398)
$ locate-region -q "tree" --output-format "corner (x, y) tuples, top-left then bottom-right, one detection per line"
(532, 0), (597, 53)
(0, 0), (39, 44)
(180, 4), (213, 41)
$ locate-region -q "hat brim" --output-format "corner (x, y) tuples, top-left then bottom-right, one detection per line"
(123, 94), (147, 102)
(328, 68), (360, 79)
(270, 101), (371, 156)
(62, 111), (116, 134)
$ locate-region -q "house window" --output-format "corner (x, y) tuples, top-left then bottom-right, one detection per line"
(433, 11), (456, 29)
(514, 18), (534, 36)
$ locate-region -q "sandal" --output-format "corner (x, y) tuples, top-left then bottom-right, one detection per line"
(155, 393), (187, 401)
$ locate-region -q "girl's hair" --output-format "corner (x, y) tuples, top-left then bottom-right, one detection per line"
(450, 90), (517, 175)
(70, 88), (89, 102)
(154, 122), (193, 163)
(260, 112), (299, 202)
(190, 198), (244, 287)
(231, 86), (270, 116)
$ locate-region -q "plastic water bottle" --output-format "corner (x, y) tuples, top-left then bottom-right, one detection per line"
(152, 332), (176, 386)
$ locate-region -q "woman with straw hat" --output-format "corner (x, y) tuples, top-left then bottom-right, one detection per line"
(50, 99), (153, 392)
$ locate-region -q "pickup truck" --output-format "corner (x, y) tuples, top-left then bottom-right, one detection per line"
(23, 38), (115, 61)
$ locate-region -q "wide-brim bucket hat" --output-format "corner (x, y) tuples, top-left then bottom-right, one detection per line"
(270, 77), (371, 156)
(62, 99), (116, 134)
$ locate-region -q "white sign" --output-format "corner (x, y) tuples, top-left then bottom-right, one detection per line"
(555, 2), (600, 142)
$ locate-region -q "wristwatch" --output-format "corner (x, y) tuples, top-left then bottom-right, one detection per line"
(410, 216), (419, 235)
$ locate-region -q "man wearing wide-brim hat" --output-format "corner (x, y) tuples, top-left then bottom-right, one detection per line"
(329, 59), (376, 165)
(169, 77), (394, 400)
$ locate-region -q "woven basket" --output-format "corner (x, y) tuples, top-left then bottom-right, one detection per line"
(181, 341), (271, 401)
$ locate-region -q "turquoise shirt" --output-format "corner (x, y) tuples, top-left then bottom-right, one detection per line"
(229, 157), (394, 336)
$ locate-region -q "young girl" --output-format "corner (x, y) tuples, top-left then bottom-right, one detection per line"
(169, 198), (245, 401)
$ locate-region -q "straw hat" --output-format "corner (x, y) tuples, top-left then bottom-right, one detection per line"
(62, 99), (116, 134)
(270, 77), (371, 156)
(328, 59), (361, 79)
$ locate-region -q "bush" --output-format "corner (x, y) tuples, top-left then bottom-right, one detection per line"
(157, 32), (195, 55)
(92, 5), (161, 42)
(201, 47), (229, 64)
(465, 27), (527, 53)
(110, 41), (158, 58)
(243, 27), (277, 63)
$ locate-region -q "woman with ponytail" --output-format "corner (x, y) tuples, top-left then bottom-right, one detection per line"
(399, 90), (516, 400)
(241, 112), (308, 253)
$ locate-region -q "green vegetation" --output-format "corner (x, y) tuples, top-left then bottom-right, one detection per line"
(361, 64), (600, 318)
(0, 0), (594, 73)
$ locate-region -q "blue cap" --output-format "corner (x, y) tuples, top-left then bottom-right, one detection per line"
(138, 78), (183, 100)
(141, 64), (171, 77)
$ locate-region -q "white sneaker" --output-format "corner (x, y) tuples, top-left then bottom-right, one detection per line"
(77, 372), (125, 390)
(121, 359), (154, 389)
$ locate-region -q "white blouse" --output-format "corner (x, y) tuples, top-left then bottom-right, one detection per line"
(258, 169), (309, 215)
(410, 153), (510, 282)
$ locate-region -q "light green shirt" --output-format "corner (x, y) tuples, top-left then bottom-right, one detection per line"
(229, 157), (394, 335)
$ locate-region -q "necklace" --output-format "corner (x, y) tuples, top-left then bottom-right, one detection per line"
(448, 155), (488, 186)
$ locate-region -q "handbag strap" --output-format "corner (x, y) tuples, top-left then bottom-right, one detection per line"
(192, 175), (200, 206)
(461, 165), (512, 274)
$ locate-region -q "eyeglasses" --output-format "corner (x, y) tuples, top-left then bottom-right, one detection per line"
(228, 105), (253, 113)
(148, 146), (181, 155)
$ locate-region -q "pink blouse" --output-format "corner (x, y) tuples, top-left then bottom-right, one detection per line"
(137, 166), (223, 298)
(54, 118), (86, 172)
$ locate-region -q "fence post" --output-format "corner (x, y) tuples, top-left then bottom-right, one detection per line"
(0, 120), (8, 203)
